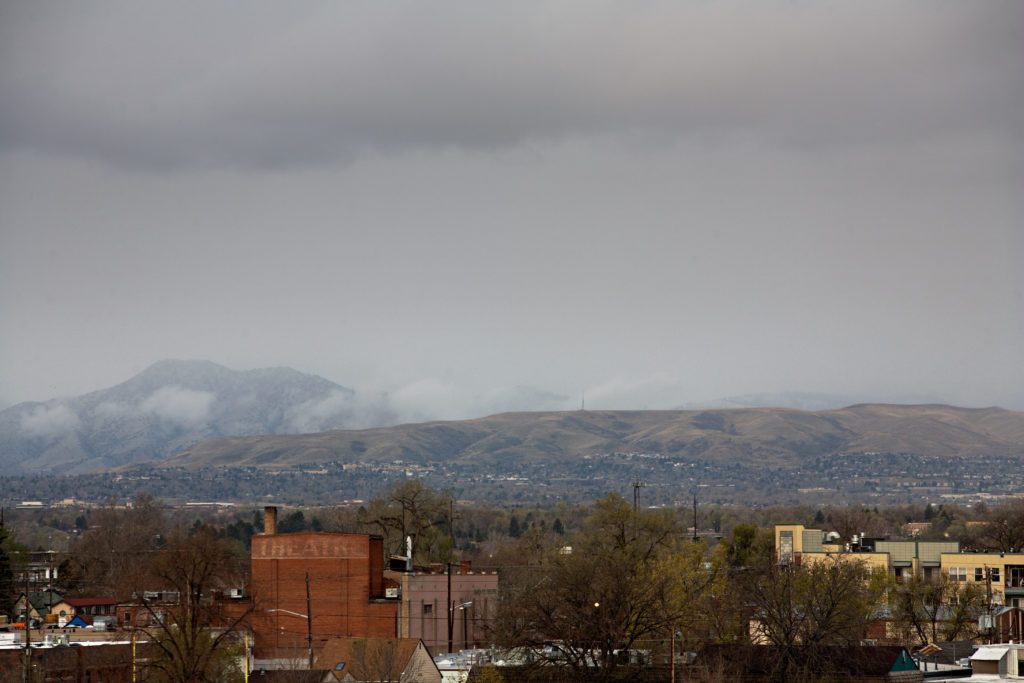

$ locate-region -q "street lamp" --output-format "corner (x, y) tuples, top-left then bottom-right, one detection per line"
(454, 602), (473, 651)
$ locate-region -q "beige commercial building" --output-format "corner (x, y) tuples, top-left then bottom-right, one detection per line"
(775, 524), (1024, 608)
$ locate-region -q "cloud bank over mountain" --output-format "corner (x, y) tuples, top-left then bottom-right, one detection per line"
(1, 3), (1021, 414)
(0, 360), (578, 474)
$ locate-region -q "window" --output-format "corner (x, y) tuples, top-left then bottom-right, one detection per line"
(991, 567), (1000, 583)
(779, 531), (794, 565)
(949, 567), (967, 582)
(976, 567), (985, 582)
(423, 604), (432, 615)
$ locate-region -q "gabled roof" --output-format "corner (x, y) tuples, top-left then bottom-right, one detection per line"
(23, 591), (63, 610)
(994, 605), (1023, 616)
(971, 646), (1009, 661)
(315, 638), (435, 681)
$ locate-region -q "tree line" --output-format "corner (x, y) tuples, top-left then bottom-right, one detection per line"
(2, 484), (1023, 681)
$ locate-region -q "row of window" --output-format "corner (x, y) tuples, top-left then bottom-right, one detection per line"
(948, 567), (1000, 582)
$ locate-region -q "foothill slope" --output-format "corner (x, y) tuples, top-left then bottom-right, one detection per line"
(162, 404), (1023, 471)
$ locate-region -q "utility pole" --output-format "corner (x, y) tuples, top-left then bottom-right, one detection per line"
(670, 628), (675, 683)
(448, 494), (456, 655)
(305, 571), (314, 669)
(985, 566), (994, 643)
(23, 562), (30, 683)
(692, 494), (699, 543)
(47, 550), (54, 628)
(631, 481), (644, 513)
(447, 563), (453, 653)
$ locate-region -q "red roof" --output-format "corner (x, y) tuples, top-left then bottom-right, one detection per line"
(64, 597), (117, 607)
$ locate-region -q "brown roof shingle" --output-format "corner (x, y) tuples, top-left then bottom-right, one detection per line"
(315, 637), (425, 681)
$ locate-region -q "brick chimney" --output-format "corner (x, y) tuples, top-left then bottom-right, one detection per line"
(264, 506), (277, 536)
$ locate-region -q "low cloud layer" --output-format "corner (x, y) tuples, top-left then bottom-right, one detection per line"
(139, 386), (216, 424)
(20, 404), (81, 437)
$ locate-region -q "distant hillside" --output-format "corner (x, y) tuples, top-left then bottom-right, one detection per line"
(0, 360), (391, 474)
(162, 404), (1024, 471)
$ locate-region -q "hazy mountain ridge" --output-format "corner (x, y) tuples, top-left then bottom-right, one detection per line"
(3, 361), (1020, 477)
(161, 404), (1024, 471)
(0, 360), (386, 474)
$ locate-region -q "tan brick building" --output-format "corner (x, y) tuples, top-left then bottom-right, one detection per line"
(775, 524), (1024, 608)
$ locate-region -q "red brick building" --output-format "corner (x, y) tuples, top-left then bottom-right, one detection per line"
(250, 507), (398, 665)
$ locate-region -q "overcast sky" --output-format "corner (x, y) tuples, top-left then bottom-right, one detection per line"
(1, 1), (1022, 418)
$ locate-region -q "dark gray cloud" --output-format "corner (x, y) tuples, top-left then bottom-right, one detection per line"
(2, 2), (1021, 167)
(1, 2), (1021, 416)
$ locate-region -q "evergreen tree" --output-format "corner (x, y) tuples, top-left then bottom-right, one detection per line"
(278, 510), (307, 534)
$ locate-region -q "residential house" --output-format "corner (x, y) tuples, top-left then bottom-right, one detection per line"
(314, 637), (442, 683)
(12, 590), (63, 625)
(50, 597), (118, 628)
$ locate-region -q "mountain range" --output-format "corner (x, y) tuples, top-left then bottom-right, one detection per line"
(162, 403), (1024, 471)
(2, 360), (1021, 477)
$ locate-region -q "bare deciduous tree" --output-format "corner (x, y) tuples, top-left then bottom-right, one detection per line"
(359, 480), (453, 562)
(137, 524), (253, 683)
(889, 572), (985, 645)
(977, 499), (1024, 553)
(70, 493), (166, 600)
